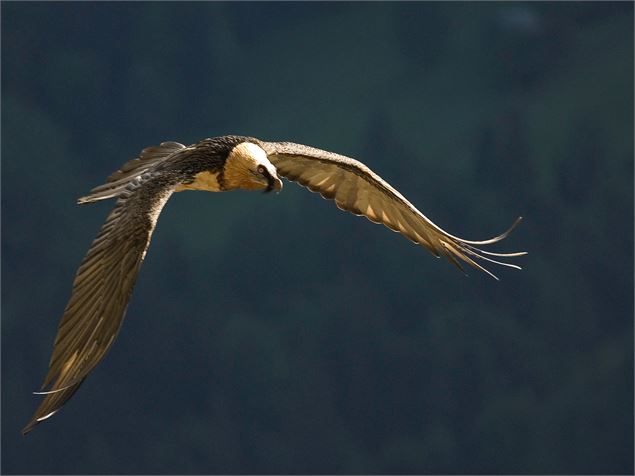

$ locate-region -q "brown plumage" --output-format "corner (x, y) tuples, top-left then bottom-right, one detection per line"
(23, 135), (526, 434)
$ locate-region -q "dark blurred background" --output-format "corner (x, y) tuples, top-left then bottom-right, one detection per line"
(2, 2), (633, 474)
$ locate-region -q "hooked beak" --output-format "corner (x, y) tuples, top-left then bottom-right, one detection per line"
(265, 176), (283, 193)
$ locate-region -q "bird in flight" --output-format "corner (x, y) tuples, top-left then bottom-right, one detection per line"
(23, 135), (525, 434)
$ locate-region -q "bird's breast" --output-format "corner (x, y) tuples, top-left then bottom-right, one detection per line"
(175, 170), (222, 192)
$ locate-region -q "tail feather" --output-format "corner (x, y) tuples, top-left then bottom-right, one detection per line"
(78, 141), (185, 204)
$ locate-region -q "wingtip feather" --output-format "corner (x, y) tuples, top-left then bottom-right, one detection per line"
(457, 216), (524, 246)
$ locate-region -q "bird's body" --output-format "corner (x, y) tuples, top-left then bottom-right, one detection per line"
(23, 135), (525, 434)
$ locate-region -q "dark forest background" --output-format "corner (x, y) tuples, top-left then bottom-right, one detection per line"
(2, 2), (633, 474)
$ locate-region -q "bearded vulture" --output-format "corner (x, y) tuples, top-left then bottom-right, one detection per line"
(22, 135), (526, 434)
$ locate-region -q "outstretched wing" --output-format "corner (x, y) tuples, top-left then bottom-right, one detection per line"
(262, 141), (525, 278)
(22, 173), (175, 434)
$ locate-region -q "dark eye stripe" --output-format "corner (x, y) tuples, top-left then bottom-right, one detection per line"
(258, 165), (270, 177)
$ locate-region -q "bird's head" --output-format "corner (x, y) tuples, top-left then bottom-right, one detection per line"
(223, 142), (282, 192)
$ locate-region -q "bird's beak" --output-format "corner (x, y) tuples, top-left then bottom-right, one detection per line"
(265, 176), (283, 193)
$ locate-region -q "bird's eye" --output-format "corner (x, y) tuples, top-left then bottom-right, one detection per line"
(257, 165), (266, 174)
